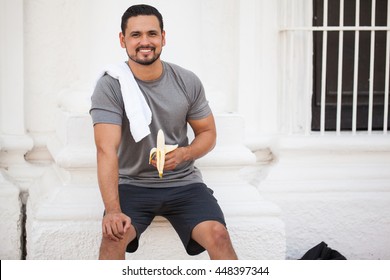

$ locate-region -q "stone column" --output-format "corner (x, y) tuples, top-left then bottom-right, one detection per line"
(238, 0), (279, 138)
(26, 87), (103, 259)
(0, 0), (32, 259)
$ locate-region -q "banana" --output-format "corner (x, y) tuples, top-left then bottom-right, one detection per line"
(149, 129), (178, 178)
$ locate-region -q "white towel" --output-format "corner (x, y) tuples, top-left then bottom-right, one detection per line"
(97, 62), (152, 142)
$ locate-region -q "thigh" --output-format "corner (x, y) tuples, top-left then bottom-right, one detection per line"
(118, 185), (160, 244)
(162, 183), (226, 255)
(163, 183), (225, 223)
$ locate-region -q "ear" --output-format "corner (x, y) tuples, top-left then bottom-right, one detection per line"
(119, 32), (126, 48)
(162, 30), (166, 47)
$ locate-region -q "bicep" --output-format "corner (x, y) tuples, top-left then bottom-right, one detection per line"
(93, 123), (122, 153)
(188, 113), (216, 137)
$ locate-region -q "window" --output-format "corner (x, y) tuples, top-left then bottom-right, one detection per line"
(312, 0), (390, 132)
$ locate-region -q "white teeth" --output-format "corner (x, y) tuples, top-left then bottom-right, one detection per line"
(149, 129), (178, 178)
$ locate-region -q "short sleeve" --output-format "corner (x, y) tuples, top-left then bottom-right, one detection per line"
(186, 74), (212, 120)
(90, 75), (124, 126)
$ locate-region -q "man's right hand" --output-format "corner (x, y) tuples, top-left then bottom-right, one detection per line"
(102, 212), (132, 242)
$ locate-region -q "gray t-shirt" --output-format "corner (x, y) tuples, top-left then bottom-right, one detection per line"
(90, 61), (212, 188)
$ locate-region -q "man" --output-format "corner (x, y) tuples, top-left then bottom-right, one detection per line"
(90, 4), (237, 260)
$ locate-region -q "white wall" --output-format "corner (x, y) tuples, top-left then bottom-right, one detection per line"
(23, 0), (277, 152)
(23, 0), (242, 136)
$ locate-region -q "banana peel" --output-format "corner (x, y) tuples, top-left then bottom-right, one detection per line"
(149, 129), (178, 178)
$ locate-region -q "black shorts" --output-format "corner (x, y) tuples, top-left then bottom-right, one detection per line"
(118, 182), (226, 256)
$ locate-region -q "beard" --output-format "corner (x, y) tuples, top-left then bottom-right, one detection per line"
(127, 46), (162, 66)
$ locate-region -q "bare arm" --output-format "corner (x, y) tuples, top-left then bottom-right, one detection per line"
(163, 113), (217, 170)
(94, 123), (131, 241)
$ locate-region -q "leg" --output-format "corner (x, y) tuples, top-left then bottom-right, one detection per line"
(104, 184), (156, 259)
(191, 220), (238, 260)
(98, 224), (137, 260)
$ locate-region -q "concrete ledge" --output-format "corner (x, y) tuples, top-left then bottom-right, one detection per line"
(26, 219), (101, 260)
(259, 136), (390, 260)
(0, 171), (22, 259)
(274, 134), (390, 153)
(127, 215), (285, 260)
(26, 166), (286, 259)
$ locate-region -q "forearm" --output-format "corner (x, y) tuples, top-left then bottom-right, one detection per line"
(151, 114), (217, 172)
(179, 113), (217, 163)
(183, 128), (216, 161)
(97, 150), (121, 213)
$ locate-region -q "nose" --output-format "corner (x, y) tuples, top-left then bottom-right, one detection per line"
(139, 34), (151, 45)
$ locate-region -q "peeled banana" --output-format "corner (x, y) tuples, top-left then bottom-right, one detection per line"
(149, 129), (178, 178)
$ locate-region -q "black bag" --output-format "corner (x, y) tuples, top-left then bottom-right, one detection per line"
(300, 241), (347, 260)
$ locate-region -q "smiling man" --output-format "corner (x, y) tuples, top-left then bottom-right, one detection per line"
(90, 4), (237, 260)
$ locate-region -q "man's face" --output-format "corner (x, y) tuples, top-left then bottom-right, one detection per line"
(120, 15), (165, 66)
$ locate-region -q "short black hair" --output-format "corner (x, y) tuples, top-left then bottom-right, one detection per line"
(121, 4), (164, 35)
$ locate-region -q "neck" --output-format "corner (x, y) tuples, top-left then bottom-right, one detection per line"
(127, 59), (163, 81)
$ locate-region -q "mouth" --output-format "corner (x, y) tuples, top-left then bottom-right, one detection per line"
(137, 47), (155, 54)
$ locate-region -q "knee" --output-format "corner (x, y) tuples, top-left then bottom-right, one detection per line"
(208, 223), (232, 247)
(195, 221), (237, 259)
(100, 236), (127, 256)
(99, 228), (136, 257)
